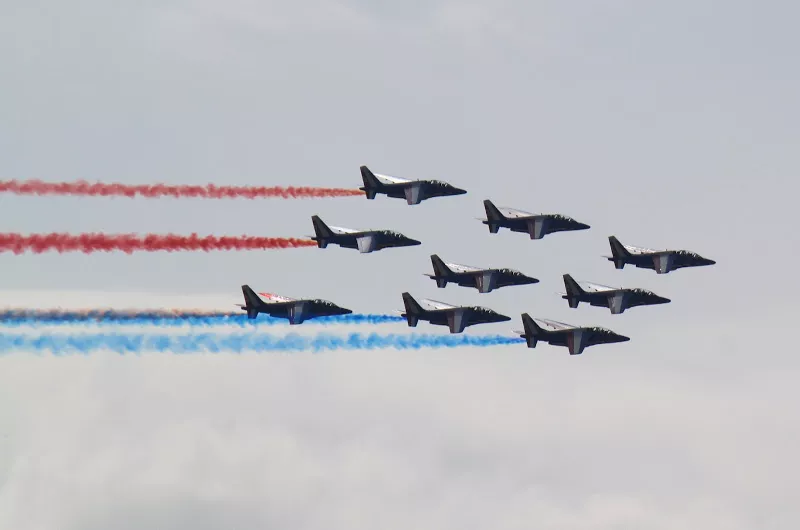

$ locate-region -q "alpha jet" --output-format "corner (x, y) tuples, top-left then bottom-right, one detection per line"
(310, 215), (421, 253)
(425, 254), (539, 293)
(514, 313), (630, 355)
(562, 273), (670, 314)
(400, 292), (511, 334)
(239, 285), (353, 324)
(359, 165), (467, 205)
(606, 236), (716, 274)
(480, 200), (590, 240)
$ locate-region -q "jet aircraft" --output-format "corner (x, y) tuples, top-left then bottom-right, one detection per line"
(514, 313), (630, 355)
(359, 165), (467, 205)
(606, 236), (716, 274)
(561, 273), (670, 314)
(238, 285), (353, 324)
(480, 199), (590, 239)
(400, 292), (511, 334)
(310, 215), (421, 253)
(425, 254), (539, 293)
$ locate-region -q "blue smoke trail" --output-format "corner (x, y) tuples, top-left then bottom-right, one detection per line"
(0, 310), (405, 328)
(0, 331), (524, 355)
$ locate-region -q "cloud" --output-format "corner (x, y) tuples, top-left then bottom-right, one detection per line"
(0, 344), (797, 529)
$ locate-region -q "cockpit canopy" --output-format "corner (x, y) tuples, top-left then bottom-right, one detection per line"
(427, 179), (451, 187)
(313, 299), (339, 307)
(550, 214), (576, 222)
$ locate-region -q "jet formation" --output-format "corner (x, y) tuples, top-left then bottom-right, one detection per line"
(239, 165), (715, 355)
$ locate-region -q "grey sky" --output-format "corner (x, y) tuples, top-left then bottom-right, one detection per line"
(1, 1), (799, 528)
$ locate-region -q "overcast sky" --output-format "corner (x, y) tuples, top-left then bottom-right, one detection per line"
(1, 1), (799, 529)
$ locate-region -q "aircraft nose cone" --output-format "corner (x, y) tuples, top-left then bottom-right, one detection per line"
(706, 259), (716, 265)
(408, 238), (422, 246)
(619, 335), (631, 342)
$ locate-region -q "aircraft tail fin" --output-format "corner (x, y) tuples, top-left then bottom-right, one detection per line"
(241, 285), (264, 319)
(429, 254), (452, 288)
(483, 200), (506, 233)
(562, 274), (584, 308)
(520, 313), (543, 348)
(608, 236), (630, 269)
(311, 215), (333, 248)
(401, 292), (424, 327)
(360, 166), (382, 200)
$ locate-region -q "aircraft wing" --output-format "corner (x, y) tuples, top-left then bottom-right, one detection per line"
(373, 172), (413, 185)
(623, 243), (661, 255)
(419, 298), (459, 311)
(445, 262), (485, 273)
(578, 281), (616, 293)
(327, 225), (362, 235)
(257, 292), (297, 304)
(497, 206), (536, 218)
(534, 318), (577, 331)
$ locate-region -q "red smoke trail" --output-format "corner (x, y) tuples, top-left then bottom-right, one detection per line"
(0, 233), (317, 254)
(0, 180), (363, 199)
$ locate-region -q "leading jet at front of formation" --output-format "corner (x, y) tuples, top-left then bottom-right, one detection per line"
(359, 165), (467, 205)
(309, 215), (421, 253)
(239, 285), (353, 324)
(561, 273), (670, 314)
(606, 235), (716, 274)
(480, 199), (590, 240)
(514, 313), (630, 355)
(400, 292), (511, 333)
(425, 254), (539, 293)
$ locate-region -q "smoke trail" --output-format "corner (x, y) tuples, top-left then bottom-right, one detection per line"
(0, 310), (405, 328)
(0, 179), (363, 199)
(0, 331), (525, 354)
(0, 233), (316, 254)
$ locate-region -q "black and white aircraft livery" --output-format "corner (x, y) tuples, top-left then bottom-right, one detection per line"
(480, 199), (591, 240)
(400, 292), (511, 334)
(606, 236), (716, 274)
(561, 274), (670, 314)
(239, 285), (353, 324)
(310, 215), (421, 254)
(514, 314), (630, 355)
(425, 254), (539, 293)
(359, 165), (467, 205)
